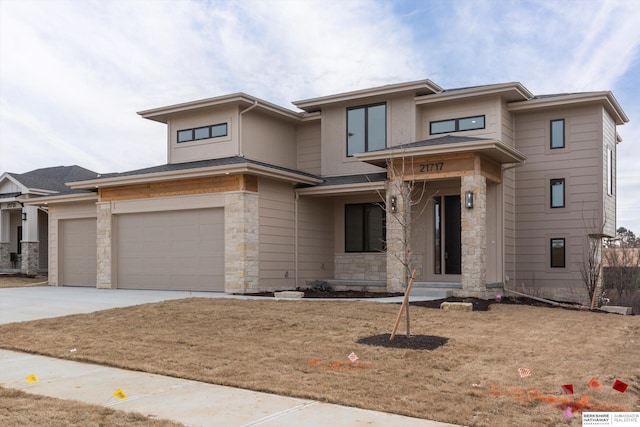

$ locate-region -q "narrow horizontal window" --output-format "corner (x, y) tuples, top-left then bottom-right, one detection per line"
(177, 123), (228, 143)
(430, 115), (485, 135)
(550, 178), (565, 208)
(550, 119), (564, 149)
(550, 238), (565, 268)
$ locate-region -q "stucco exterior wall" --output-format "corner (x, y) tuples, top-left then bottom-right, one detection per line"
(297, 196), (334, 284)
(418, 96), (501, 141)
(296, 121), (322, 175)
(243, 110), (297, 170)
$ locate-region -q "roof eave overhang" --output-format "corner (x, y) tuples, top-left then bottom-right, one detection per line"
(354, 140), (527, 166)
(22, 192), (98, 206)
(67, 164), (322, 189)
(415, 82), (533, 105)
(507, 92), (629, 125)
(293, 79), (443, 112)
(296, 181), (386, 196)
(138, 93), (306, 123)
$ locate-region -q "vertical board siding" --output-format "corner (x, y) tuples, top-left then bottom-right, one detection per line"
(258, 178), (295, 289)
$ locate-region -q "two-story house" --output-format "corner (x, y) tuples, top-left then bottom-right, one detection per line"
(27, 79), (628, 303)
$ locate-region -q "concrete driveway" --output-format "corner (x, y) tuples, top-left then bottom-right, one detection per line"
(0, 286), (228, 324)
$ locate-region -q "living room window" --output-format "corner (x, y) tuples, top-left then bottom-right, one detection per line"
(550, 238), (565, 268)
(550, 119), (564, 149)
(345, 203), (386, 252)
(347, 104), (386, 156)
(177, 123), (228, 143)
(550, 178), (565, 208)
(430, 115), (485, 135)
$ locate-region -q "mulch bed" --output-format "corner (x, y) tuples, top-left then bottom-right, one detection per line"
(357, 334), (449, 350)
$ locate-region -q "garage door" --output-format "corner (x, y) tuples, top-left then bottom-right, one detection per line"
(116, 208), (224, 291)
(61, 218), (97, 287)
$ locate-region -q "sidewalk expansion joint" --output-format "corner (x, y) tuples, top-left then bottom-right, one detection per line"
(240, 400), (318, 426)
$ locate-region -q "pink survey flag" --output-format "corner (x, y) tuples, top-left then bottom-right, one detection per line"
(518, 368), (531, 378)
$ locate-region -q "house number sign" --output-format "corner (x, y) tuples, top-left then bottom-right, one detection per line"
(418, 162), (445, 173)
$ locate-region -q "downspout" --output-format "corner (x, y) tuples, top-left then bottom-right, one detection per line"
(294, 192), (299, 288)
(238, 100), (259, 157)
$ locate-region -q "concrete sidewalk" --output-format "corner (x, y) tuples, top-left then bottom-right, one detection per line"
(0, 286), (458, 426)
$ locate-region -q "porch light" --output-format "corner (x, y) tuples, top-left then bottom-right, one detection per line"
(22, 212), (27, 221)
(465, 191), (474, 209)
(390, 196), (397, 213)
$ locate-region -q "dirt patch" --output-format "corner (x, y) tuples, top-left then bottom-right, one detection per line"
(244, 289), (404, 298)
(0, 299), (637, 427)
(357, 334), (449, 350)
(0, 275), (47, 288)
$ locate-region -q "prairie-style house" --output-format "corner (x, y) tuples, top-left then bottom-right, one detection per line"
(6, 79), (629, 303)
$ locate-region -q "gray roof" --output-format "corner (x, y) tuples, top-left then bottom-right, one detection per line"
(79, 156), (320, 182)
(370, 135), (490, 153)
(8, 166), (99, 195)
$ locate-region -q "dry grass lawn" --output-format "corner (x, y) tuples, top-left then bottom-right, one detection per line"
(0, 276), (47, 288)
(0, 298), (638, 426)
(0, 386), (182, 427)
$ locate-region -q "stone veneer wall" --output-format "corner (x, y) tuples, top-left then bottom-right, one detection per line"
(20, 242), (39, 275)
(224, 191), (259, 293)
(96, 202), (112, 288)
(460, 174), (488, 298)
(0, 242), (10, 269)
(334, 252), (386, 281)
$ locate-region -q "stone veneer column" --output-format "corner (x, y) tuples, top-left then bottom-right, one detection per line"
(460, 174), (488, 298)
(386, 179), (411, 293)
(21, 242), (39, 275)
(224, 191), (259, 293)
(96, 202), (113, 288)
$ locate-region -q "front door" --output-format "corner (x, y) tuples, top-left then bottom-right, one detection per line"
(434, 195), (461, 275)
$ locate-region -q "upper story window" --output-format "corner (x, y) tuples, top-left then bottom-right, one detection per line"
(345, 203), (386, 252)
(550, 178), (565, 208)
(347, 104), (386, 156)
(430, 115), (485, 135)
(177, 123), (228, 143)
(550, 119), (564, 149)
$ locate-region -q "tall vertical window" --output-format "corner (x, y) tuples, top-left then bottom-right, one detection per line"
(345, 203), (386, 252)
(347, 104), (386, 156)
(434, 197), (441, 274)
(550, 238), (566, 268)
(607, 148), (614, 196)
(550, 119), (565, 149)
(550, 178), (565, 208)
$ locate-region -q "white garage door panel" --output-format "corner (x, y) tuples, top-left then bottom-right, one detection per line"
(61, 218), (97, 287)
(116, 209), (224, 291)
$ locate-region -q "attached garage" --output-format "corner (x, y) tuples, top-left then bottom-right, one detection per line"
(115, 208), (224, 291)
(60, 218), (97, 287)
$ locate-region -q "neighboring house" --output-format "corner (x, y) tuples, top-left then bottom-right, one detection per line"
(0, 166), (98, 275)
(25, 79), (629, 303)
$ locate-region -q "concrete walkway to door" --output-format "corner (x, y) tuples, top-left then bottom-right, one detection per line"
(0, 286), (458, 427)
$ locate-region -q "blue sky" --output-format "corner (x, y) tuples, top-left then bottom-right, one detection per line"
(1, 0), (639, 232)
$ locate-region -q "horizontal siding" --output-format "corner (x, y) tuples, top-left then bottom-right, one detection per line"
(258, 178), (295, 289)
(513, 105), (604, 303)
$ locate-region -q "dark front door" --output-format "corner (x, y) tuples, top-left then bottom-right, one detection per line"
(444, 195), (461, 275)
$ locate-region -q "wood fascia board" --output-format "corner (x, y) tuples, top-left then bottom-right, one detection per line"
(22, 193), (98, 205)
(68, 164), (321, 189)
(355, 140), (527, 165)
(507, 92), (629, 125)
(296, 181), (386, 196)
(415, 82), (532, 105)
(293, 79), (443, 111)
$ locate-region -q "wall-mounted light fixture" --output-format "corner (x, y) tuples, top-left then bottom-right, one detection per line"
(390, 196), (397, 213)
(22, 212), (27, 221)
(465, 191), (474, 209)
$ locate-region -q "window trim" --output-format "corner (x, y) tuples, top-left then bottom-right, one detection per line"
(429, 115), (485, 135)
(346, 103), (387, 157)
(177, 123), (228, 143)
(550, 119), (565, 149)
(344, 202), (386, 253)
(550, 238), (566, 268)
(550, 178), (565, 208)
